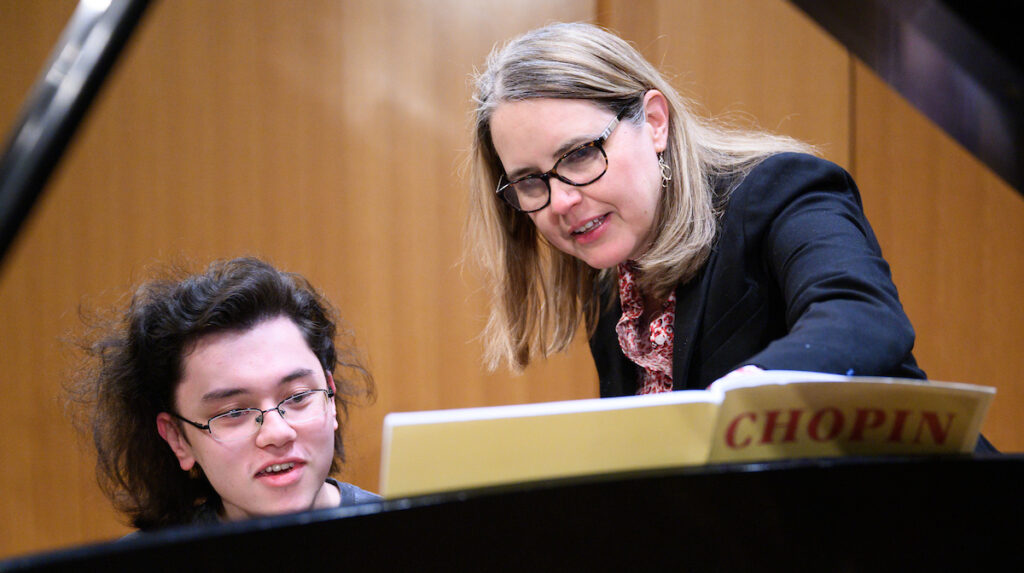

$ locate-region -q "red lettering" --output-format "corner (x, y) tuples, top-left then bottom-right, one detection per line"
(725, 412), (757, 448)
(760, 409), (803, 444)
(850, 408), (886, 441)
(913, 412), (956, 445)
(888, 410), (911, 442)
(808, 408), (844, 441)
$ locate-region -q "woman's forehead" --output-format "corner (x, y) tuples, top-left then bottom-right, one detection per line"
(492, 98), (608, 129)
(491, 99), (613, 165)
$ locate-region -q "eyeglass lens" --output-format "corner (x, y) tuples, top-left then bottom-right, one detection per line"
(501, 143), (608, 212)
(208, 390), (330, 442)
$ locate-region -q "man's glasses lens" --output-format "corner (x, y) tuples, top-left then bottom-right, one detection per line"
(207, 389), (331, 442)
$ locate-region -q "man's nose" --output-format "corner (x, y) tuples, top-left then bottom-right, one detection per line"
(255, 408), (297, 447)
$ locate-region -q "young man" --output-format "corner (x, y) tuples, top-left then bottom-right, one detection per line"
(71, 257), (377, 530)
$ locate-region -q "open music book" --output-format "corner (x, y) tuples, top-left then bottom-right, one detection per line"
(379, 371), (995, 498)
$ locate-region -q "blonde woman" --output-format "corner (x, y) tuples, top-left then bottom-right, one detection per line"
(468, 22), (927, 397)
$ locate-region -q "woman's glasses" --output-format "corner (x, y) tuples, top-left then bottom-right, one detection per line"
(496, 110), (625, 213)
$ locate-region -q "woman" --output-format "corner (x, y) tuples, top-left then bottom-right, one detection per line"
(467, 22), (926, 396)
(68, 257), (378, 530)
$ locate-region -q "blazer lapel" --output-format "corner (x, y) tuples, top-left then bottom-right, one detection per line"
(672, 252), (717, 390)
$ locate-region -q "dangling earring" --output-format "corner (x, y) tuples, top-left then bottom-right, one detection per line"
(658, 152), (673, 188)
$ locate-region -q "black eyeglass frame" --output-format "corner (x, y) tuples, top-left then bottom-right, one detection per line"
(495, 109), (627, 213)
(171, 388), (336, 442)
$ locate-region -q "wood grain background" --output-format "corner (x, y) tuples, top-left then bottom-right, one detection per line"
(1, 0), (1020, 558)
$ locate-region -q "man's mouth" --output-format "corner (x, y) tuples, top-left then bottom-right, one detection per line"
(256, 462), (296, 477)
(571, 215), (607, 235)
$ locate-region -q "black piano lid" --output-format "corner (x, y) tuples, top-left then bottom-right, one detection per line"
(0, 0), (151, 269)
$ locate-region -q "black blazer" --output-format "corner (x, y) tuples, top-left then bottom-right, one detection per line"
(590, 153), (926, 397)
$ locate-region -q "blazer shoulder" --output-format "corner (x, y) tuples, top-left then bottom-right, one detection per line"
(725, 153), (859, 224)
(738, 152), (852, 195)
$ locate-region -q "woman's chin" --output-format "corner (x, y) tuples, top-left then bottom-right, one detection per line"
(584, 259), (622, 270)
(576, 247), (631, 270)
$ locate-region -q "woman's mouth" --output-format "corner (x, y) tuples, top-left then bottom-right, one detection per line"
(571, 215), (607, 236)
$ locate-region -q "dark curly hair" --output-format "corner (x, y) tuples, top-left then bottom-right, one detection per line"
(68, 257), (374, 530)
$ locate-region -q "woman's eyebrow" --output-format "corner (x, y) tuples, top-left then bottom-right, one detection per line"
(506, 135), (593, 181)
(552, 135), (592, 159)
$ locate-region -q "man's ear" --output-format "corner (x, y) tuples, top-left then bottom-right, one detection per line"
(642, 89), (670, 153)
(156, 413), (197, 471)
(325, 371), (339, 431)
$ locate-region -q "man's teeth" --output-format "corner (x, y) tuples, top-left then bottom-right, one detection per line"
(259, 462), (295, 475)
(573, 216), (604, 235)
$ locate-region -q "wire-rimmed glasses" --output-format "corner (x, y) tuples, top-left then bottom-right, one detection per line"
(172, 388), (335, 443)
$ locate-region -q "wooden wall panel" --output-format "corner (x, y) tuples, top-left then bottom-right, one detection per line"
(853, 62), (1024, 451)
(0, 0), (597, 558)
(600, 0), (851, 166)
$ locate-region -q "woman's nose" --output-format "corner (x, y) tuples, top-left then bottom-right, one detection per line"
(548, 179), (582, 215)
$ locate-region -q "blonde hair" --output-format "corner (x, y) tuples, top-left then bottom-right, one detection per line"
(468, 22), (813, 371)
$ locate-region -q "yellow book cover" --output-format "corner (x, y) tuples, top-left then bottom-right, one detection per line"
(379, 371), (995, 498)
(707, 371), (994, 463)
(380, 391), (719, 498)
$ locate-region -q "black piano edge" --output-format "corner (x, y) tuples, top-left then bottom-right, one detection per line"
(3, 453), (1021, 571)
